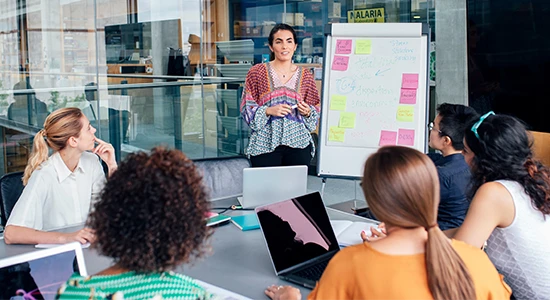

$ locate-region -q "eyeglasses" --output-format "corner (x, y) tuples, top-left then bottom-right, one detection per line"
(428, 122), (442, 134)
(471, 111), (495, 139)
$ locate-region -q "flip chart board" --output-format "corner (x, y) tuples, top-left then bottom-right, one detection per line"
(318, 23), (430, 178)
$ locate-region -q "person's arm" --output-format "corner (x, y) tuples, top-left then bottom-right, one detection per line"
(240, 67), (275, 132)
(93, 137), (117, 177)
(4, 225), (94, 245)
(453, 182), (515, 248)
(300, 71), (320, 132)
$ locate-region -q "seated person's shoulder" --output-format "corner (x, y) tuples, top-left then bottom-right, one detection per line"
(81, 151), (102, 167)
(28, 159), (56, 182)
(58, 272), (211, 298)
(451, 239), (512, 296)
(427, 152), (443, 163)
(331, 243), (372, 266)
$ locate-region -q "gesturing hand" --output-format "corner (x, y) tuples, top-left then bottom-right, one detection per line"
(93, 137), (117, 174)
(267, 104), (292, 117)
(296, 101), (311, 117)
(265, 285), (301, 300)
(361, 222), (387, 242)
(62, 227), (95, 244)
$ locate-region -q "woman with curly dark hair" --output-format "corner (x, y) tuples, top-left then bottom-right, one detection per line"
(452, 112), (550, 298)
(56, 147), (214, 299)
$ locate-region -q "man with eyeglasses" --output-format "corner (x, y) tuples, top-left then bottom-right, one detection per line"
(427, 103), (479, 230)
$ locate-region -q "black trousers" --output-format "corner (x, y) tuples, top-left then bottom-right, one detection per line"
(250, 145), (312, 168)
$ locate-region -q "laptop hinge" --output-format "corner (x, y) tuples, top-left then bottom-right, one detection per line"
(278, 249), (338, 276)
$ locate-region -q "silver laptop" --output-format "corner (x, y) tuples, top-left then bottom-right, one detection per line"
(255, 192), (340, 289)
(237, 165), (308, 208)
(0, 242), (87, 299)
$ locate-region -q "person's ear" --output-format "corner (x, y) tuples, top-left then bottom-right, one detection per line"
(67, 136), (78, 148)
(444, 136), (452, 146)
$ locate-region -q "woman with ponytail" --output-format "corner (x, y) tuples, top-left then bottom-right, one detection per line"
(4, 107), (117, 245)
(452, 112), (550, 299)
(265, 146), (510, 300)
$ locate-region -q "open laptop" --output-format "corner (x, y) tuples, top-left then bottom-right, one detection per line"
(255, 191), (340, 289)
(0, 242), (87, 299)
(238, 165), (308, 208)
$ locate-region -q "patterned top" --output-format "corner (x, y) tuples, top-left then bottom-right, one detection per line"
(486, 180), (550, 299)
(240, 63), (320, 157)
(56, 271), (213, 300)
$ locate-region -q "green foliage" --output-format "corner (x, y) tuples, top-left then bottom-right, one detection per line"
(48, 91), (86, 112)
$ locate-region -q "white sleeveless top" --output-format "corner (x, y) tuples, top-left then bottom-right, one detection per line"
(486, 180), (550, 299)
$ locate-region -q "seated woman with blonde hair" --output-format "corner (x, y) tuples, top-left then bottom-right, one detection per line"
(4, 107), (117, 245)
(267, 146), (511, 300)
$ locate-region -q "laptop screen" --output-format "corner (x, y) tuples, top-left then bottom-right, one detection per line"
(242, 165), (308, 208)
(256, 192), (340, 273)
(0, 243), (87, 300)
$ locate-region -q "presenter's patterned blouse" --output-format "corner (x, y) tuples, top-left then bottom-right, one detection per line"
(240, 63), (320, 157)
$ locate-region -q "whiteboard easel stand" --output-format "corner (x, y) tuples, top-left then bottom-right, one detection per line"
(319, 175), (366, 212)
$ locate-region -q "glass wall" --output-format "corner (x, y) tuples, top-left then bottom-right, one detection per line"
(0, 0), (457, 175)
(467, 0), (550, 132)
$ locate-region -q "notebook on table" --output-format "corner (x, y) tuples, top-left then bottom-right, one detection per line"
(237, 165), (308, 209)
(255, 191), (340, 289)
(231, 214), (260, 231)
(0, 242), (87, 299)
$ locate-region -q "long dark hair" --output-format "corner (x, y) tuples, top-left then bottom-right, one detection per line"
(267, 23), (297, 61)
(464, 114), (550, 215)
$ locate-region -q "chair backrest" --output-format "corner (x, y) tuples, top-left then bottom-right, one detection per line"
(0, 171), (25, 226)
(193, 156), (250, 201)
(529, 130), (550, 167)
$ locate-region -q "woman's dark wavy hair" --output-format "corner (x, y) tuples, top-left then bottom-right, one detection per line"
(464, 114), (550, 215)
(268, 23), (297, 61)
(88, 146), (212, 273)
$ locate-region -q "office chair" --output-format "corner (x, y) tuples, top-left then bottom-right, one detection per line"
(0, 171), (25, 227)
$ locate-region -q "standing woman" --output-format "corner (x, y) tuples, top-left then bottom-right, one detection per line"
(454, 112), (550, 299)
(4, 107), (117, 245)
(241, 23), (320, 167)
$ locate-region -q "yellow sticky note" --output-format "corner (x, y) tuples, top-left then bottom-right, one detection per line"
(330, 95), (347, 111)
(396, 106), (414, 122)
(328, 126), (345, 142)
(356, 39), (372, 54)
(339, 112), (356, 128)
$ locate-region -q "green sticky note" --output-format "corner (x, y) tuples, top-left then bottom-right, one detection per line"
(396, 105), (414, 122)
(339, 112), (356, 128)
(328, 126), (345, 142)
(330, 95), (347, 111)
(356, 39), (372, 54)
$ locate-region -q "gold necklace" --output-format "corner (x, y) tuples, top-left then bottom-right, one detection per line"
(272, 64), (297, 78)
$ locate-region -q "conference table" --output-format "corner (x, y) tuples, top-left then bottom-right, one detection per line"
(0, 197), (376, 299)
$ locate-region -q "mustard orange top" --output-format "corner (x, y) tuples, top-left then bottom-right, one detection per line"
(308, 239), (511, 300)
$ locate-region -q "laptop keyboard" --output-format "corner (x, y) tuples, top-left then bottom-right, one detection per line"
(293, 259), (330, 281)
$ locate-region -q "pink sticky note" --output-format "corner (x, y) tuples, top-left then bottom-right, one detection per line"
(379, 130), (397, 146)
(399, 88), (417, 104)
(335, 39), (352, 54)
(332, 56), (350, 71)
(402, 73), (419, 89)
(398, 129), (415, 146)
